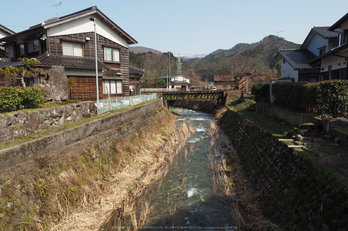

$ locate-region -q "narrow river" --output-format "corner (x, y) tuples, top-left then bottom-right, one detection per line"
(141, 108), (236, 230)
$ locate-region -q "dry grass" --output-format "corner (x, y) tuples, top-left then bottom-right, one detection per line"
(0, 108), (197, 231)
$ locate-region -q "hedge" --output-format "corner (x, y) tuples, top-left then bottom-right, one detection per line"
(252, 80), (348, 116)
(0, 87), (47, 112)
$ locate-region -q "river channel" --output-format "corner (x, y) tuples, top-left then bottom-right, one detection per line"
(141, 108), (236, 230)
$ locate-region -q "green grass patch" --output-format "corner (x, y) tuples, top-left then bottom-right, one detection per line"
(241, 111), (294, 138)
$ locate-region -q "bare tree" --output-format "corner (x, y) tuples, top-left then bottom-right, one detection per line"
(229, 54), (258, 89)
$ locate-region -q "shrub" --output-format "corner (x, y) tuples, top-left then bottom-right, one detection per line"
(0, 87), (22, 111)
(265, 80), (348, 116)
(251, 82), (269, 101)
(0, 87), (47, 111)
(21, 87), (48, 108)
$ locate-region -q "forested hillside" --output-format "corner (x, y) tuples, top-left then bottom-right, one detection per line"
(188, 35), (300, 81)
(129, 52), (202, 87)
(129, 35), (301, 86)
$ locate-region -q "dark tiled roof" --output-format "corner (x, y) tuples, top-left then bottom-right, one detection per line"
(312, 27), (339, 39)
(278, 49), (318, 70)
(129, 65), (145, 74)
(329, 12), (348, 31)
(36, 54), (109, 70)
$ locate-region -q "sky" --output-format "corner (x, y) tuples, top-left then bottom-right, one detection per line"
(2, 0), (348, 57)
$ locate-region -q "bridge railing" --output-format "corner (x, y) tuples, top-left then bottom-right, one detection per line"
(141, 88), (181, 92)
(97, 93), (157, 114)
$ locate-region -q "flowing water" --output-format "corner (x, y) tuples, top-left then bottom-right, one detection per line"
(141, 108), (236, 230)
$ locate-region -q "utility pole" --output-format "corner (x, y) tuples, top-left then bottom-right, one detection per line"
(177, 53), (181, 75)
(90, 17), (99, 114)
(168, 53), (171, 89)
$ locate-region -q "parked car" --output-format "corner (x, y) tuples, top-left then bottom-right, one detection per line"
(211, 86), (217, 90)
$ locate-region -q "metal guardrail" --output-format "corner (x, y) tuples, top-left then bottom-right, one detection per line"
(97, 93), (157, 114)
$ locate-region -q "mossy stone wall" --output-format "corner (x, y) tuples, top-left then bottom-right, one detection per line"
(220, 109), (348, 230)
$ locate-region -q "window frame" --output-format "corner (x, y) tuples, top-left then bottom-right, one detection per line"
(62, 41), (84, 57)
(6, 45), (15, 58)
(103, 47), (120, 62)
(19, 43), (25, 56)
(27, 39), (40, 54)
(103, 79), (123, 95)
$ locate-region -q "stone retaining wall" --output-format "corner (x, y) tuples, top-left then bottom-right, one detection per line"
(0, 100), (163, 182)
(220, 109), (348, 230)
(0, 102), (97, 142)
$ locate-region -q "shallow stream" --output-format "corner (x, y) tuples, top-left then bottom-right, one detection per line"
(141, 108), (236, 230)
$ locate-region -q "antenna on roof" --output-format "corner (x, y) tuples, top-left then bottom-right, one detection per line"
(53, 1), (62, 17)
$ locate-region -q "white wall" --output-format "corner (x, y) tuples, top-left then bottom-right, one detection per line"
(47, 15), (129, 47)
(321, 52), (348, 72)
(280, 59), (299, 82)
(0, 30), (10, 39)
(171, 76), (190, 83)
(341, 20), (348, 30)
(306, 34), (329, 56)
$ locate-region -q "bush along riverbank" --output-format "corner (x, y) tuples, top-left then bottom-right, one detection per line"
(219, 109), (348, 231)
(0, 108), (196, 230)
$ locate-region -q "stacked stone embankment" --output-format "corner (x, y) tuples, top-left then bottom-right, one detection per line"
(0, 102), (96, 142)
(220, 109), (348, 230)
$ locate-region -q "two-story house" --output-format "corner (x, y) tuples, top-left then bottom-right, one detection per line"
(158, 74), (192, 91)
(276, 27), (338, 82)
(0, 6), (138, 101)
(310, 13), (348, 80)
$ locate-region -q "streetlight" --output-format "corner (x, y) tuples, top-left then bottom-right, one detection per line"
(90, 17), (99, 114)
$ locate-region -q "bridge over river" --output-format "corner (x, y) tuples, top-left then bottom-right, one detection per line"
(142, 89), (225, 103)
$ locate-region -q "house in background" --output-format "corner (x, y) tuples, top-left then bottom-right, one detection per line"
(129, 65), (144, 95)
(214, 74), (265, 91)
(276, 27), (338, 82)
(310, 13), (348, 80)
(158, 74), (192, 91)
(213, 75), (233, 90)
(0, 6), (138, 101)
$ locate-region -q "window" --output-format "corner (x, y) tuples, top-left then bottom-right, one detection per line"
(283, 58), (286, 64)
(62, 41), (83, 57)
(104, 47), (120, 62)
(343, 29), (348, 45)
(339, 30), (348, 45)
(103, 80), (122, 94)
(28, 39), (39, 53)
(19, 44), (25, 56)
(6, 46), (14, 58)
(319, 47), (326, 56)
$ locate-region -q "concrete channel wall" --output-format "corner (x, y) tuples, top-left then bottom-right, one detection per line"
(220, 109), (348, 230)
(0, 100), (164, 182)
